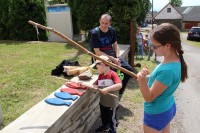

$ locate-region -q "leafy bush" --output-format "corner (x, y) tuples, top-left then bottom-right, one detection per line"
(0, 0), (48, 41)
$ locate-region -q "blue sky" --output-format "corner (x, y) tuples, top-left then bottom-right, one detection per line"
(151, 0), (200, 11)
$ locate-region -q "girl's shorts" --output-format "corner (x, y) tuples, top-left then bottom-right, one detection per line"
(143, 103), (176, 131)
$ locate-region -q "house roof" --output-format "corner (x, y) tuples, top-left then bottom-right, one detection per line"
(154, 3), (183, 20)
(154, 3), (200, 22)
(175, 6), (200, 22)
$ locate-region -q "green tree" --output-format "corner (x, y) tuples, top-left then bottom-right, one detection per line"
(170, 0), (182, 7)
(9, 0), (48, 41)
(110, 0), (141, 43)
(68, 0), (109, 35)
(48, 0), (67, 5)
(68, 0), (80, 34)
(137, 0), (151, 26)
(0, 0), (10, 40)
(68, 0), (150, 44)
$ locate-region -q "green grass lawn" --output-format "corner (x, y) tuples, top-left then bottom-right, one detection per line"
(0, 41), (91, 126)
(0, 41), (157, 129)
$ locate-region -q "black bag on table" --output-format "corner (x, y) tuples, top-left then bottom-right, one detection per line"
(51, 60), (80, 77)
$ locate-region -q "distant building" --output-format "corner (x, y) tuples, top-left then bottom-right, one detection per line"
(176, 6), (200, 29)
(145, 11), (158, 24)
(153, 3), (200, 29)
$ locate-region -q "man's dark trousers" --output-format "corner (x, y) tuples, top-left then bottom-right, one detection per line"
(118, 57), (136, 95)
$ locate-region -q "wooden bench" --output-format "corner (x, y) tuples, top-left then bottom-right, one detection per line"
(0, 44), (130, 133)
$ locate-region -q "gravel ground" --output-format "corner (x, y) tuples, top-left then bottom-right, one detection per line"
(170, 39), (200, 133)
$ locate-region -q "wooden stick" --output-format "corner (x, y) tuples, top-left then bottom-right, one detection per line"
(51, 76), (118, 98)
(28, 20), (137, 79)
(71, 80), (118, 98)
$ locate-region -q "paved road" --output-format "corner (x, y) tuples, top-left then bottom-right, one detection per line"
(172, 39), (200, 133)
(156, 34), (200, 133)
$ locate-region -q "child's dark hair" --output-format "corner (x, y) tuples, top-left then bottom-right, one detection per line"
(151, 23), (188, 82)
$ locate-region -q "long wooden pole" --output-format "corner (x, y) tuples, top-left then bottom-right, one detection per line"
(28, 20), (137, 79)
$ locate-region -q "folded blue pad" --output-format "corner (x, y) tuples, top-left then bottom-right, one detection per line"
(45, 98), (72, 106)
(54, 92), (78, 101)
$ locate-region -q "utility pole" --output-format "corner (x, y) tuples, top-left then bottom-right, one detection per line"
(152, 0), (154, 29)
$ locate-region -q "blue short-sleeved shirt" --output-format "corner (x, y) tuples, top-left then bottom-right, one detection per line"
(145, 62), (181, 114)
(90, 27), (117, 51)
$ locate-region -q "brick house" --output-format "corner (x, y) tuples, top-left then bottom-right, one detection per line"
(153, 3), (200, 29)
